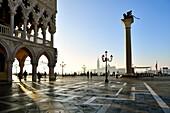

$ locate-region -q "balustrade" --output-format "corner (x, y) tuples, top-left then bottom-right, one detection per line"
(46, 40), (51, 47)
(14, 30), (23, 38)
(37, 37), (43, 44)
(0, 24), (10, 35)
(0, 24), (52, 47)
(26, 34), (34, 42)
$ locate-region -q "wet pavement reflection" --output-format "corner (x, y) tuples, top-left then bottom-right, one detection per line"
(0, 76), (170, 113)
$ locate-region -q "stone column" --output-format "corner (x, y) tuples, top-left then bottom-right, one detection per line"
(32, 62), (37, 82)
(121, 16), (134, 74)
(49, 22), (56, 47)
(6, 60), (13, 84)
(34, 22), (38, 43)
(48, 63), (55, 81)
(10, 11), (15, 36)
(42, 26), (47, 46)
(23, 18), (28, 40)
(50, 33), (54, 47)
(19, 60), (24, 75)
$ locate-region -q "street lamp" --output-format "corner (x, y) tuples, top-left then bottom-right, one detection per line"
(102, 51), (113, 83)
(60, 61), (66, 76)
(82, 65), (86, 75)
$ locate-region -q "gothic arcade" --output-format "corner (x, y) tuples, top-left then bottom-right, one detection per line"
(0, 0), (57, 83)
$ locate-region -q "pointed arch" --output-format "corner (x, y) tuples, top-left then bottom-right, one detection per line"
(36, 50), (53, 65)
(14, 6), (24, 30)
(12, 44), (35, 62)
(0, 39), (13, 81)
(0, 42), (8, 72)
(37, 49), (55, 81)
(0, 39), (11, 60)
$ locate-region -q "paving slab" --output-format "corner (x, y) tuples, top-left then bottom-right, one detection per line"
(0, 76), (170, 113)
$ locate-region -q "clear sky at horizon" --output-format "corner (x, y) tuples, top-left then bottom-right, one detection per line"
(54, 0), (170, 74)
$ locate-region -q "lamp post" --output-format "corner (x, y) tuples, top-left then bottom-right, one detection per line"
(60, 61), (66, 76)
(102, 51), (113, 83)
(82, 65), (86, 75)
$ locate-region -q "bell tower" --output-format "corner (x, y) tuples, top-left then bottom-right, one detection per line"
(97, 58), (100, 70)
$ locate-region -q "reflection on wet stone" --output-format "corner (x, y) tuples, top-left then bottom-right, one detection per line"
(0, 77), (170, 113)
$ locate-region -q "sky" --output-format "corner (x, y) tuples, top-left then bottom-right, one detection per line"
(53, 0), (170, 74)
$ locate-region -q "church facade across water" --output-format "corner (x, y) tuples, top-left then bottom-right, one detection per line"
(94, 58), (125, 76)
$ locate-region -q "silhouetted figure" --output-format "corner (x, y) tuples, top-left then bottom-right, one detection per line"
(108, 70), (110, 76)
(54, 72), (57, 80)
(23, 70), (28, 81)
(37, 72), (42, 82)
(44, 72), (47, 78)
(90, 71), (93, 78)
(115, 71), (119, 78)
(87, 71), (89, 79)
(123, 10), (133, 19)
(127, 10), (132, 16)
(112, 72), (115, 76)
(123, 10), (139, 20)
(18, 72), (22, 82)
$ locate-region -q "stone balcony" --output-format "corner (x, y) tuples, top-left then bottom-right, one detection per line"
(0, 24), (52, 47)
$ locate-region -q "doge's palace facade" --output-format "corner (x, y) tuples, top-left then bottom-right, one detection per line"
(0, 0), (57, 83)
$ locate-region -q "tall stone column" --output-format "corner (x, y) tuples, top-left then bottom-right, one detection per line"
(23, 18), (28, 40)
(48, 63), (55, 81)
(6, 60), (13, 84)
(121, 11), (134, 74)
(10, 11), (15, 36)
(19, 60), (24, 75)
(50, 33), (54, 47)
(42, 26), (47, 46)
(32, 62), (37, 82)
(34, 22), (38, 43)
(49, 22), (56, 47)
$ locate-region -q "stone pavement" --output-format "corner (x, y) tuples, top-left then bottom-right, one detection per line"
(0, 76), (170, 113)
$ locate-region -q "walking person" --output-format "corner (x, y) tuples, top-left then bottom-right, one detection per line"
(44, 72), (47, 78)
(90, 71), (93, 78)
(87, 71), (89, 79)
(37, 72), (42, 82)
(18, 72), (22, 82)
(23, 70), (28, 81)
(54, 72), (57, 80)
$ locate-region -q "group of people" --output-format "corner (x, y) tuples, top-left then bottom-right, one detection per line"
(18, 70), (28, 82)
(18, 71), (43, 82)
(17, 71), (58, 82)
(86, 71), (93, 78)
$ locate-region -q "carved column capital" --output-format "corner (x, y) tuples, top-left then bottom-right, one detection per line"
(48, 63), (55, 68)
(121, 17), (134, 28)
(5, 59), (14, 64)
(8, 0), (18, 14)
(49, 21), (56, 34)
(10, 11), (16, 16)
